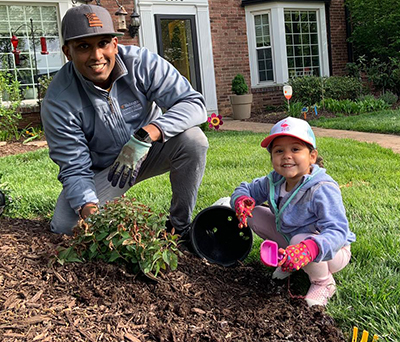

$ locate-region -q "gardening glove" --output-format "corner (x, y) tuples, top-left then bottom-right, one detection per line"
(108, 135), (151, 188)
(278, 240), (319, 272)
(234, 195), (256, 228)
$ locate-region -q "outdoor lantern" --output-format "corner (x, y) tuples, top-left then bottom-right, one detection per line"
(40, 37), (49, 55)
(115, 5), (128, 32)
(129, 9), (140, 38)
(10, 34), (21, 66)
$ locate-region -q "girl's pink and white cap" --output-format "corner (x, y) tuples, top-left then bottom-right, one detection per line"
(261, 117), (316, 151)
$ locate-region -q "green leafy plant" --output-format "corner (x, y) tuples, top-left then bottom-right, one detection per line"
(231, 74), (249, 95)
(37, 75), (53, 104)
(287, 101), (305, 118)
(0, 71), (22, 140)
(55, 196), (181, 278)
(320, 97), (389, 115)
(379, 90), (398, 106)
(22, 126), (44, 144)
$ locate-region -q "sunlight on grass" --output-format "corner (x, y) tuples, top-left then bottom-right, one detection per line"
(1, 129), (399, 341)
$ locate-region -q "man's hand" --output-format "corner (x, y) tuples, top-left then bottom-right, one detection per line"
(234, 195), (256, 228)
(108, 135), (151, 188)
(80, 202), (98, 220)
(278, 240), (318, 272)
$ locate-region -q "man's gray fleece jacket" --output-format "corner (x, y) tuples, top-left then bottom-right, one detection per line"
(41, 45), (207, 213)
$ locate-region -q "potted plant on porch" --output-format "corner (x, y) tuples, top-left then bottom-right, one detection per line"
(229, 74), (253, 120)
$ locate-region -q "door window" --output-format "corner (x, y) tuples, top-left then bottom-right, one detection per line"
(155, 15), (202, 93)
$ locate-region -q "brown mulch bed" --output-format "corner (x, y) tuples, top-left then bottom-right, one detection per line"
(0, 141), (346, 342)
(0, 140), (47, 158)
(0, 218), (346, 342)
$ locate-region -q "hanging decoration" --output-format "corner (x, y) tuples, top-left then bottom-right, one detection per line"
(40, 37), (49, 55)
(10, 34), (20, 66)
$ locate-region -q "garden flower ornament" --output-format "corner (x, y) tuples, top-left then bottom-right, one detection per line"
(207, 113), (223, 130)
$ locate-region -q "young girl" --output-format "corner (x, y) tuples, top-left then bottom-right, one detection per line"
(230, 117), (356, 307)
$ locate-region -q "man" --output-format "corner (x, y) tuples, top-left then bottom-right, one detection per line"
(41, 4), (208, 236)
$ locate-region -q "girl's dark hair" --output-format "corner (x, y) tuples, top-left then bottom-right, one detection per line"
(305, 143), (324, 168)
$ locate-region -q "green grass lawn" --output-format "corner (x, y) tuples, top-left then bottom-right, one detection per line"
(310, 109), (400, 135)
(1, 128), (399, 341)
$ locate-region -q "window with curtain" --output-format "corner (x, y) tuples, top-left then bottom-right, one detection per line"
(0, 4), (63, 100)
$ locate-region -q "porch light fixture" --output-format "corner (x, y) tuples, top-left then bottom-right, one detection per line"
(129, 9), (140, 38)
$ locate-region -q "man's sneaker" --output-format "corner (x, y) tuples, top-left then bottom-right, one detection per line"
(272, 266), (291, 280)
(305, 274), (336, 307)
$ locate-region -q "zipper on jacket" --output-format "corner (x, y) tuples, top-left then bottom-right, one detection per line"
(107, 95), (115, 114)
(107, 94), (130, 143)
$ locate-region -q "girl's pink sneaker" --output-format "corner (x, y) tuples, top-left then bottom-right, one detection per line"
(305, 274), (336, 307)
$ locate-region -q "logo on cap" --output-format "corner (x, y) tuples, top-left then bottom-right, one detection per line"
(85, 13), (103, 27)
(280, 121), (289, 132)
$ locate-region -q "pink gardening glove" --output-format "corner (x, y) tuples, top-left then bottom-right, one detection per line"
(234, 195), (255, 228)
(278, 240), (319, 272)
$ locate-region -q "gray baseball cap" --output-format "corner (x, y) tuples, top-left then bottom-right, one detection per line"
(62, 4), (124, 43)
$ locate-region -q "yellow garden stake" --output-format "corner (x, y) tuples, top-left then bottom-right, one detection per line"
(360, 330), (369, 342)
(352, 326), (358, 342)
(352, 326), (379, 342)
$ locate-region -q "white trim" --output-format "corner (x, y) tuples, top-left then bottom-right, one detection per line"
(245, 1), (329, 88)
(138, 0), (218, 115)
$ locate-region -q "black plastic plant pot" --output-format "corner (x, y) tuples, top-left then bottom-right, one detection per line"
(190, 205), (253, 267)
(0, 190), (5, 216)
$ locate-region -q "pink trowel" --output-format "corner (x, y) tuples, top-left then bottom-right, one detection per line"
(260, 240), (284, 267)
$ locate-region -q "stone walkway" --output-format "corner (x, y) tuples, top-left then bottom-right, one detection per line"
(220, 117), (400, 154)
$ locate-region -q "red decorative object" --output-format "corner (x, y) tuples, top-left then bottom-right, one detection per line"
(40, 37), (49, 55)
(10, 34), (21, 66)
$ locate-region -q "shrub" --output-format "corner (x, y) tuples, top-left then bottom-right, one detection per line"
(231, 74), (249, 95)
(379, 91), (398, 106)
(288, 76), (322, 106)
(324, 76), (363, 101)
(289, 76), (364, 107)
(55, 197), (181, 278)
(0, 71), (22, 140)
(37, 75), (53, 104)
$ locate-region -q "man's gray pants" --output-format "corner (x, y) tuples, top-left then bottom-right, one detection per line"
(50, 127), (209, 235)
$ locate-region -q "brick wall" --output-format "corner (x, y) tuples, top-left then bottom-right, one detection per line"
(208, 0), (251, 117)
(18, 105), (41, 129)
(329, 0), (349, 76)
(95, 0), (139, 47)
